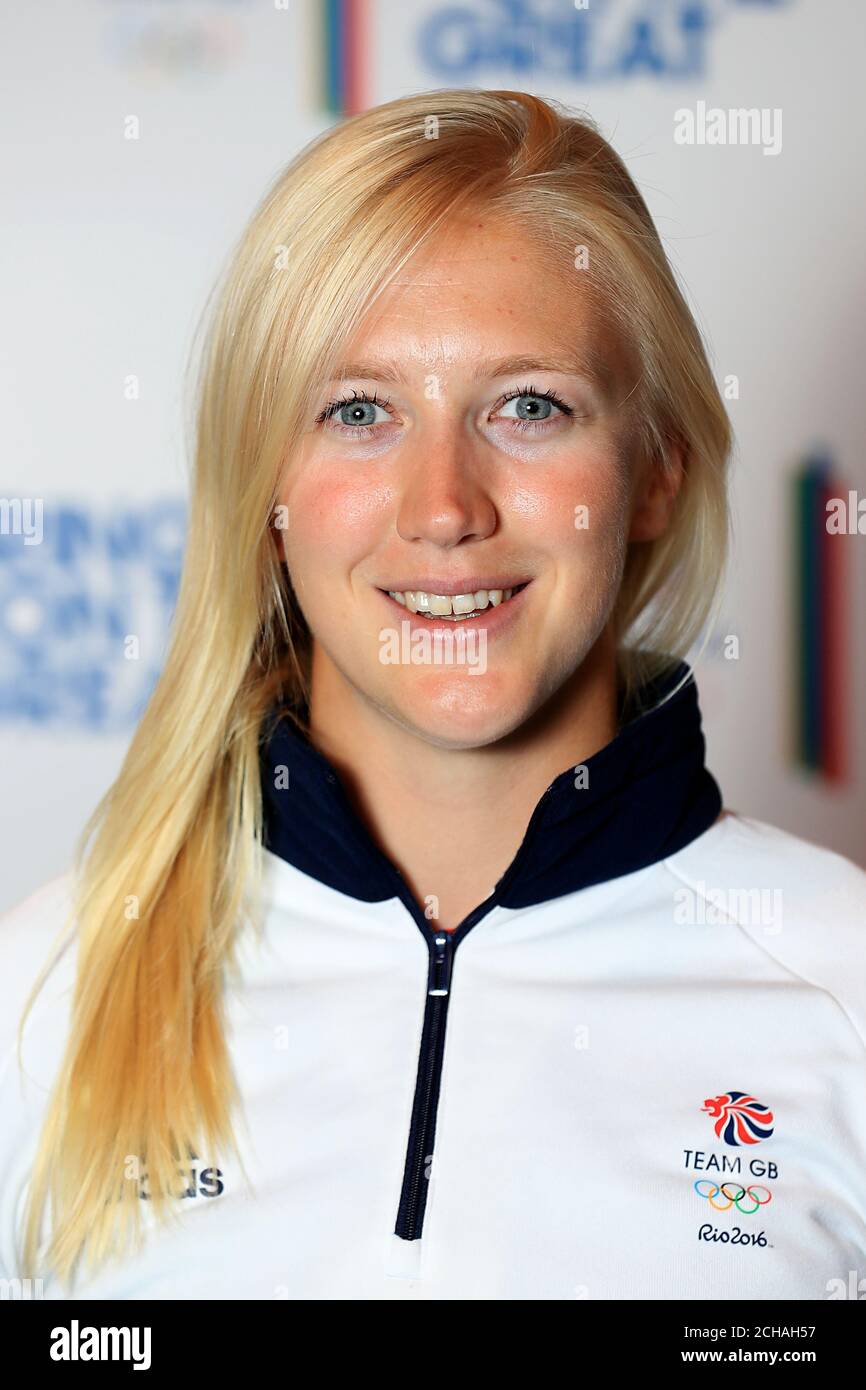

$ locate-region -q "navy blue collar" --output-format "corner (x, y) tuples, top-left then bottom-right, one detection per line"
(258, 659), (722, 933)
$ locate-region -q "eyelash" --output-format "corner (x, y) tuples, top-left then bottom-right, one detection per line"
(315, 383), (574, 438)
(316, 388), (393, 437)
(498, 384), (574, 429)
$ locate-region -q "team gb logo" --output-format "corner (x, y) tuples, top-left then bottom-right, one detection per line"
(702, 1091), (775, 1146)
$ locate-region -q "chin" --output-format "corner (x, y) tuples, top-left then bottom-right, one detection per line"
(378, 670), (534, 750)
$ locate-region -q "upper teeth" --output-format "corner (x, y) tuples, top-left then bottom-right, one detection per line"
(387, 587), (516, 616)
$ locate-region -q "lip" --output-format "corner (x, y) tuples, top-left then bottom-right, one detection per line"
(376, 577), (532, 598)
(376, 579), (532, 636)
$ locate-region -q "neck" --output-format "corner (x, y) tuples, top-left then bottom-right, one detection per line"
(305, 632), (620, 931)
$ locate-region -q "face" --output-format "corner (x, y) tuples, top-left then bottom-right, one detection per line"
(277, 215), (677, 749)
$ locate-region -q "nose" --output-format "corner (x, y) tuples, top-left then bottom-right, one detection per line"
(394, 419), (497, 548)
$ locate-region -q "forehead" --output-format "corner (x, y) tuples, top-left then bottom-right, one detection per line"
(337, 214), (633, 394)
(378, 214), (579, 315)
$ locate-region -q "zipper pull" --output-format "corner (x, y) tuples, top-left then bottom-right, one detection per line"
(428, 931), (453, 996)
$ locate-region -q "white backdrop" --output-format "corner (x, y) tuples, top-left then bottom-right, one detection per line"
(2, 0), (865, 912)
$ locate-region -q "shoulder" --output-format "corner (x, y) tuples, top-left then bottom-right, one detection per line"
(665, 808), (866, 913)
(0, 875), (81, 1281)
(663, 809), (866, 1048)
(0, 872), (80, 1080)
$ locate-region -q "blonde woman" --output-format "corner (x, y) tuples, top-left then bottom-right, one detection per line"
(2, 89), (864, 1302)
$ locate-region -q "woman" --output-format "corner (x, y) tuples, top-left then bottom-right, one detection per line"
(2, 89), (864, 1301)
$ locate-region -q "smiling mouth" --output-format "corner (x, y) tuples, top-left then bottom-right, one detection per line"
(380, 583), (530, 620)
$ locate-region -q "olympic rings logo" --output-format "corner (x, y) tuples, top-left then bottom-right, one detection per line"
(693, 1180), (773, 1214)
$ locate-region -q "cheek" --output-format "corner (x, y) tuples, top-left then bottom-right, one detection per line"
(281, 466), (393, 575)
(505, 444), (633, 560)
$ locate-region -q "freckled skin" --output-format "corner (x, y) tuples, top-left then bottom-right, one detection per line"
(277, 215), (680, 752)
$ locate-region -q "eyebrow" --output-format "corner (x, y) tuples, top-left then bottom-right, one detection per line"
(328, 351), (617, 395)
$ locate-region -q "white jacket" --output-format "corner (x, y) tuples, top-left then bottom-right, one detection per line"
(2, 662), (865, 1300)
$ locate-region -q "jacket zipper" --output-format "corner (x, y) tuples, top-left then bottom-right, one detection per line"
(393, 928), (452, 1239)
(387, 785), (555, 1243)
(393, 907), (485, 1241)
(391, 795), (556, 1239)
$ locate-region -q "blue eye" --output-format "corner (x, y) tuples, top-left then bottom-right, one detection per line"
(499, 394), (555, 421)
(317, 389), (392, 433)
(314, 381), (575, 442)
(495, 386), (572, 427)
(337, 399), (388, 427)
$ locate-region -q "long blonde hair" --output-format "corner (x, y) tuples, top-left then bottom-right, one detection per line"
(18, 88), (730, 1286)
